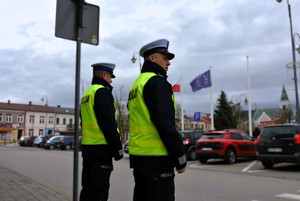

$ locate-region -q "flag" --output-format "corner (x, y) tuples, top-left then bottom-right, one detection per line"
(190, 70), (212, 92)
(172, 83), (180, 92)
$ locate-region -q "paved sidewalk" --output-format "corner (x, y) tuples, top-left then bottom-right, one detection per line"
(0, 166), (70, 201)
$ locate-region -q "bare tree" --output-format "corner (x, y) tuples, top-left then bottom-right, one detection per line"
(114, 85), (129, 143)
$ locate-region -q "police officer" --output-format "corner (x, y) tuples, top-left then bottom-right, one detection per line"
(128, 39), (187, 201)
(80, 63), (123, 201)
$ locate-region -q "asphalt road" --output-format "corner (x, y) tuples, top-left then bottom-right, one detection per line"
(1, 145), (300, 201)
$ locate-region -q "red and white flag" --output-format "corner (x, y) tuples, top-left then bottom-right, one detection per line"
(172, 75), (182, 93)
(172, 83), (180, 92)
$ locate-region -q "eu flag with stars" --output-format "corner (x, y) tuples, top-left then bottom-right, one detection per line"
(190, 70), (212, 93)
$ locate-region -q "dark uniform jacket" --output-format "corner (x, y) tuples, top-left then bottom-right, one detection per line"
(129, 60), (187, 171)
(81, 76), (123, 170)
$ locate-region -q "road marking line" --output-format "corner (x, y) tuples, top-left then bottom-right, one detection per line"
(247, 170), (266, 173)
(242, 160), (257, 172)
(275, 193), (300, 200)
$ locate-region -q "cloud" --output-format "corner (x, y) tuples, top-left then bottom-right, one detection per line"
(1, 0), (300, 116)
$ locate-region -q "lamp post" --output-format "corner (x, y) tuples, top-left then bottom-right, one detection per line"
(41, 95), (48, 135)
(230, 94), (250, 133)
(230, 94), (248, 107)
(277, 0), (300, 123)
(131, 51), (142, 72)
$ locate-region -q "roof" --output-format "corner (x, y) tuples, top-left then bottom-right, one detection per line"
(252, 108), (280, 121)
(50, 106), (74, 114)
(0, 101), (74, 114)
(280, 84), (289, 101)
(0, 101), (52, 113)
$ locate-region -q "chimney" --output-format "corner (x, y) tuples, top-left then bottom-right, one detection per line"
(29, 101), (32, 105)
(8, 100), (10, 104)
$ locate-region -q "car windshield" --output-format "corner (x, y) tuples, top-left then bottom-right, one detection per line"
(201, 133), (224, 139)
(260, 126), (296, 139)
(179, 132), (191, 139)
(241, 133), (252, 140)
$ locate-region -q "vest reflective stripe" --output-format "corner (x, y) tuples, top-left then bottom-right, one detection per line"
(81, 85), (107, 145)
(128, 72), (176, 156)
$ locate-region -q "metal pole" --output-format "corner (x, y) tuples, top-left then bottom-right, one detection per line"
(73, 0), (83, 200)
(286, 0), (300, 123)
(247, 56), (253, 136)
(210, 66), (214, 130)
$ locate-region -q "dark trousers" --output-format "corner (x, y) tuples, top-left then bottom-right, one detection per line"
(133, 169), (175, 201)
(80, 159), (112, 201)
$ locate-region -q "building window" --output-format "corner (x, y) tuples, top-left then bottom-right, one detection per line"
(0, 113), (2, 122)
(39, 129), (44, 135)
(5, 114), (12, 122)
(29, 129), (34, 136)
(40, 116), (45, 124)
(29, 115), (35, 124)
(69, 118), (73, 125)
(17, 115), (24, 123)
(63, 118), (66, 125)
(49, 116), (54, 124)
(56, 118), (60, 125)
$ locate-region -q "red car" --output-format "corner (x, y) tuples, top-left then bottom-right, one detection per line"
(195, 129), (257, 164)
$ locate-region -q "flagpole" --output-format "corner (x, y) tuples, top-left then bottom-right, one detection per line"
(247, 56), (253, 136)
(178, 75), (184, 131)
(210, 66), (214, 130)
(172, 75), (184, 131)
(181, 90), (184, 131)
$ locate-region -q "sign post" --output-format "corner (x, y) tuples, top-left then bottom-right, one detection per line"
(55, 1), (99, 200)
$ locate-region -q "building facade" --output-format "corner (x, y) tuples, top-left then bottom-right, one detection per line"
(0, 100), (75, 144)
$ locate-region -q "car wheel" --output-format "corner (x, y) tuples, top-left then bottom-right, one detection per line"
(261, 161), (274, 169)
(65, 145), (71, 150)
(188, 149), (197, 161)
(49, 145), (55, 150)
(199, 158), (208, 164)
(225, 149), (236, 164)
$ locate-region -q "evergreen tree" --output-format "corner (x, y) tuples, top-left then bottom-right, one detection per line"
(214, 90), (238, 130)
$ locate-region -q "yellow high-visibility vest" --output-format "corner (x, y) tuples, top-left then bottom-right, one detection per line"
(80, 85), (108, 145)
(128, 72), (176, 156)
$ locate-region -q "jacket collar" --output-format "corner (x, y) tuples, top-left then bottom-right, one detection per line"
(141, 60), (167, 78)
(91, 76), (113, 91)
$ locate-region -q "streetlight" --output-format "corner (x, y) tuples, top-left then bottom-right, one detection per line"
(131, 51), (142, 72)
(229, 94), (248, 107)
(41, 95), (48, 135)
(276, 0), (300, 123)
(230, 94), (250, 133)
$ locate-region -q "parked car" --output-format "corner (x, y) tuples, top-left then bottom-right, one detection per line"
(18, 136), (29, 146)
(257, 124), (300, 169)
(180, 130), (205, 160)
(60, 136), (74, 150)
(40, 135), (55, 147)
(44, 135), (65, 150)
(26, 136), (37, 147)
(195, 129), (257, 164)
(33, 136), (43, 147)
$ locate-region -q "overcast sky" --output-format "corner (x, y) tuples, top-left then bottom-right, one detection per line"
(1, 0), (300, 116)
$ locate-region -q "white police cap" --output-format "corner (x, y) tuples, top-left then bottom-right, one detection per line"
(91, 63), (116, 78)
(139, 39), (175, 60)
